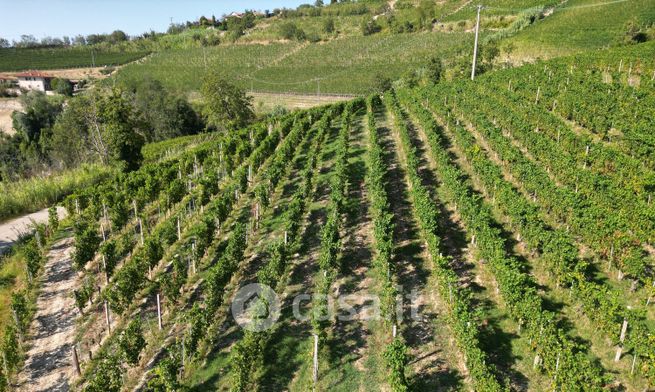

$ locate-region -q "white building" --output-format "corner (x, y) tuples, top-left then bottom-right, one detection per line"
(16, 71), (53, 92)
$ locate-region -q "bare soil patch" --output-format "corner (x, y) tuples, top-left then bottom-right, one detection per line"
(17, 235), (79, 392)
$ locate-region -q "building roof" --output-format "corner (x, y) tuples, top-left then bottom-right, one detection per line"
(15, 71), (54, 79)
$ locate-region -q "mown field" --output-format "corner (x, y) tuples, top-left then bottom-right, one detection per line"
(2, 42), (648, 391)
(0, 47), (149, 72)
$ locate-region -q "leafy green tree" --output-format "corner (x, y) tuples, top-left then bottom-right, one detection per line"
(361, 18), (381, 36)
(323, 18), (335, 34)
(94, 89), (145, 171)
(279, 22), (306, 41)
(200, 72), (254, 132)
(119, 318), (146, 366)
(109, 30), (128, 43)
(51, 78), (73, 96)
(51, 88), (144, 171)
(372, 73), (392, 93)
(425, 56), (443, 84)
(125, 77), (201, 142)
(49, 94), (93, 168)
(11, 91), (63, 152)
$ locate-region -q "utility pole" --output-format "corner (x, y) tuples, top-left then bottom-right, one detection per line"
(471, 5), (483, 81)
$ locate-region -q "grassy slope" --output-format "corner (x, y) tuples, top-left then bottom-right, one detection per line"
(0, 164), (114, 223)
(114, 32), (470, 95)
(6, 0), (652, 92)
(508, 0), (655, 59)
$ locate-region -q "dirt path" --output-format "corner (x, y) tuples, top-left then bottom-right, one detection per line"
(17, 235), (79, 392)
(0, 207), (67, 253)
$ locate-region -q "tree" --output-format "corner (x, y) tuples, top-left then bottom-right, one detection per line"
(12, 91), (63, 152)
(361, 18), (381, 36)
(425, 56), (443, 84)
(323, 18), (335, 34)
(0, 38), (9, 48)
(416, 0), (435, 30)
(200, 72), (254, 132)
(372, 73), (392, 93)
(51, 78), (73, 96)
(54, 88), (145, 171)
(108, 30), (127, 43)
(94, 89), (145, 171)
(279, 22), (306, 41)
(127, 78), (201, 142)
(16, 35), (38, 48)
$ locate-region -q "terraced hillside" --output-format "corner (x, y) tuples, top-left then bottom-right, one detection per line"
(3, 26), (655, 392)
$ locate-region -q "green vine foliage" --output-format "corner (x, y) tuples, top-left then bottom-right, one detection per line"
(73, 216), (101, 270)
(83, 354), (123, 392)
(383, 338), (409, 392)
(119, 317), (146, 366)
(23, 238), (43, 282)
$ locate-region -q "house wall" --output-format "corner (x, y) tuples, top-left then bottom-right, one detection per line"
(17, 78), (47, 92)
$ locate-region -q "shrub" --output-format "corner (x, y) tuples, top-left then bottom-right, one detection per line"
(361, 18), (381, 36)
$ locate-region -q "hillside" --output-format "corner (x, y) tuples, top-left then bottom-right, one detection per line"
(3, 0), (652, 95)
(0, 41), (646, 391)
(1, 2), (655, 392)
(109, 0), (655, 95)
(113, 31), (470, 95)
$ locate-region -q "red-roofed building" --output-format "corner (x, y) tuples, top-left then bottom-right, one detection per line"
(16, 71), (53, 92)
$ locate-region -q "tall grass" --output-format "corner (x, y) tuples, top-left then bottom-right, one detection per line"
(0, 164), (114, 222)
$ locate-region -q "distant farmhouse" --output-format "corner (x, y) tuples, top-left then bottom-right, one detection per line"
(16, 71), (53, 92)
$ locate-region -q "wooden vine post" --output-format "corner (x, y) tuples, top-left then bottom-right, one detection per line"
(156, 293), (163, 330)
(615, 318), (628, 362)
(104, 301), (111, 335)
(72, 345), (81, 376)
(139, 218), (145, 246)
(312, 333), (319, 386)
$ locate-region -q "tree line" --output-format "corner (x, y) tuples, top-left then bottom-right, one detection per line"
(0, 72), (255, 183)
